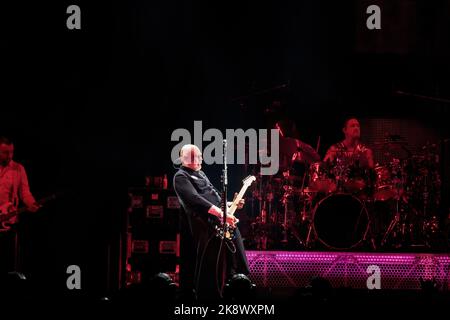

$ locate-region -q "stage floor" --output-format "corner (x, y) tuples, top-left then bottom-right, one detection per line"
(246, 250), (450, 290)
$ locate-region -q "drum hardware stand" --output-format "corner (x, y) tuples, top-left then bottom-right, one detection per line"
(280, 190), (290, 244)
(305, 224), (314, 248)
(380, 166), (411, 248)
(364, 201), (378, 250)
(354, 202), (377, 250)
(279, 170), (293, 245)
(381, 194), (401, 247)
(303, 135), (321, 249)
(260, 199), (269, 250)
(304, 206), (316, 249)
(421, 178), (431, 247)
(369, 232), (377, 250)
(415, 178), (434, 248)
(381, 190), (412, 248)
(296, 164), (313, 248)
(266, 190), (275, 223)
(299, 189), (316, 249)
(261, 199), (267, 224)
(252, 174), (280, 250)
(290, 227), (306, 248)
(252, 174), (267, 250)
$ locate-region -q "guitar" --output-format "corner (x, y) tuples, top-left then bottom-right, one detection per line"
(214, 175), (256, 240)
(0, 194), (58, 232)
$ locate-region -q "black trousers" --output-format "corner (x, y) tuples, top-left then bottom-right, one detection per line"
(0, 230), (19, 275)
(179, 228), (249, 302)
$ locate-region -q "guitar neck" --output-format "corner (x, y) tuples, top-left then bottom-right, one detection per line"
(228, 184), (251, 215)
(0, 194), (56, 223)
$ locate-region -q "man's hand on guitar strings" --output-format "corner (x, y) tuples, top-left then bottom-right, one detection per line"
(208, 205), (239, 227)
(225, 214), (239, 228)
(233, 192), (245, 209)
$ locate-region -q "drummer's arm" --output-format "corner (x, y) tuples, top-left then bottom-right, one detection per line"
(323, 145), (336, 163)
(366, 149), (375, 169)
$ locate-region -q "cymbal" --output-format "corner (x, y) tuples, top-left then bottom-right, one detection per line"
(296, 142), (321, 163)
(279, 137), (320, 163)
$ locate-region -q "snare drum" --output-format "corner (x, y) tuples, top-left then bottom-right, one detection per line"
(308, 162), (337, 193)
(343, 166), (368, 194)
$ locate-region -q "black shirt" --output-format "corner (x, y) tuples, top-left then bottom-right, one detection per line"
(173, 166), (221, 220)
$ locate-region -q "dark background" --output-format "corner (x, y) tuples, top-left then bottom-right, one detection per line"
(1, 0), (450, 298)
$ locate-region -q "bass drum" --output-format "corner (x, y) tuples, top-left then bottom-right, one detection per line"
(313, 193), (369, 250)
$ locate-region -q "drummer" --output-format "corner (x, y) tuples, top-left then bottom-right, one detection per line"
(323, 117), (375, 195)
(324, 117), (374, 169)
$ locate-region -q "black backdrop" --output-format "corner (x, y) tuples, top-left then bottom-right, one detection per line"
(1, 0), (450, 298)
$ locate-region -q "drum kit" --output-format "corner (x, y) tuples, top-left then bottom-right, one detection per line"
(247, 135), (442, 251)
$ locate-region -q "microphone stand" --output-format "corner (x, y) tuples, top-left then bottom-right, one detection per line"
(216, 139), (228, 298)
(222, 139), (228, 232)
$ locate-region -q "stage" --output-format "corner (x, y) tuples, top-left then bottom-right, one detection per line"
(246, 250), (450, 290)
